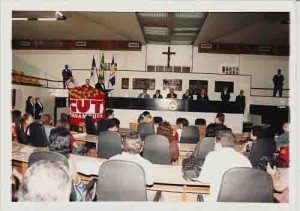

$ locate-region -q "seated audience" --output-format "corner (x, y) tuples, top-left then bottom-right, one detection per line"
(166, 88), (177, 99)
(156, 121), (179, 162)
(97, 109), (115, 133)
(41, 114), (54, 141)
(16, 114), (34, 145)
(176, 118), (189, 141)
(198, 130), (252, 202)
(18, 160), (72, 202)
(247, 126), (276, 168)
(110, 132), (154, 186)
(266, 161), (289, 203)
(197, 88), (209, 101)
(275, 123), (289, 147)
(138, 88), (150, 98)
(153, 89), (163, 98)
(182, 89), (193, 100)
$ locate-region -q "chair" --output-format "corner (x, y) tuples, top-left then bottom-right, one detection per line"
(216, 167), (274, 202)
(180, 126), (199, 144)
(153, 116), (163, 124)
(28, 151), (69, 168)
(195, 118), (206, 126)
(195, 137), (215, 160)
(138, 123), (155, 138)
(85, 116), (97, 135)
(143, 135), (171, 165)
(96, 160), (161, 201)
(97, 131), (122, 159)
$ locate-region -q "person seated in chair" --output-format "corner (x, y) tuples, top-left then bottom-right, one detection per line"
(275, 123), (289, 147)
(206, 113), (232, 133)
(166, 88), (177, 99)
(197, 130), (252, 202)
(197, 88), (209, 101)
(138, 89), (150, 98)
(18, 160), (72, 202)
(109, 132), (154, 186)
(156, 121), (179, 162)
(247, 126), (276, 168)
(153, 89), (163, 99)
(176, 118), (189, 141)
(182, 89), (193, 100)
(107, 119), (119, 133)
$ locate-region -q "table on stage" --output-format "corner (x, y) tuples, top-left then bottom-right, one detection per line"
(11, 142), (209, 202)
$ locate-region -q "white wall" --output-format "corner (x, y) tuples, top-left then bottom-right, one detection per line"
(12, 45), (289, 122)
(12, 84), (55, 119)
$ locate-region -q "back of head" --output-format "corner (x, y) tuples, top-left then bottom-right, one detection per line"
(215, 130), (235, 148)
(60, 113), (70, 122)
(107, 119), (118, 132)
(49, 126), (71, 156)
(181, 118), (189, 127)
(18, 160), (71, 202)
(12, 110), (22, 123)
(41, 114), (52, 125)
(142, 111), (150, 116)
(106, 109), (114, 119)
(156, 121), (173, 143)
(123, 132), (143, 154)
(28, 122), (49, 147)
(216, 113), (225, 124)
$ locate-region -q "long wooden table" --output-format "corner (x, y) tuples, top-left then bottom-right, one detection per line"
(12, 143), (209, 202)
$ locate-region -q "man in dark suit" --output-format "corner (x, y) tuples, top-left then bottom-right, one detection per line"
(153, 89), (163, 98)
(82, 78), (93, 89)
(62, 64), (72, 89)
(221, 87), (230, 102)
(197, 88), (209, 101)
(235, 90), (246, 113)
(273, 69), (284, 97)
(166, 88), (177, 99)
(95, 78), (107, 93)
(25, 96), (35, 117)
(34, 97), (43, 120)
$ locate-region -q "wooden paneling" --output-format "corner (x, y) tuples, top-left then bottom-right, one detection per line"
(12, 40), (142, 51)
(198, 42), (289, 56)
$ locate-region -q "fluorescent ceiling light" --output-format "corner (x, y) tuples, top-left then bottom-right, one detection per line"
(173, 27), (199, 32)
(139, 12), (168, 18)
(148, 41), (168, 45)
(172, 32), (198, 36)
(12, 17), (28, 21)
(38, 18), (57, 21)
(174, 12), (205, 19)
(171, 40), (192, 45)
(144, 27), (169, 36)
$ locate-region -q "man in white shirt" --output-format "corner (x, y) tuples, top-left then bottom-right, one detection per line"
(138, 89), (150, 99)
(110, 132), (154, 186)
(198, 130), (252, 202)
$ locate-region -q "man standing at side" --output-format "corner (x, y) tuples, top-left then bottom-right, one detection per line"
(221, 87), (230, 102)
(95, 78), (107, 93)
(62, 65), (72, 89)
(273, 69), (284, 97)
(235, 90), (246, 113)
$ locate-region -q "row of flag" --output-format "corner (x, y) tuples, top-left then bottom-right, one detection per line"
(91, 54), (116, 87)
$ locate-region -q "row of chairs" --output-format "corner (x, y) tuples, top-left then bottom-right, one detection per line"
(28, 151), (274, 202)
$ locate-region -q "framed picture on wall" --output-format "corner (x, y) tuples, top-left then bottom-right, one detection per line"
(163, 79), (182, 91)
(189, 80), (208, 95)
(132, 78), (155, 90)
(215, 81), (234, 93)
(121, 78), (129, 89)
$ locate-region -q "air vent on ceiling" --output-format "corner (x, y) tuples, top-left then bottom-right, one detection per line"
(75, 41), (87, 47)
(200, 43), (213, 49)
(18, 41), (31, 47)
(128, 42), (140, 48)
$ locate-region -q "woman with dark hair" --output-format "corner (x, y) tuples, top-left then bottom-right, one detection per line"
(16, 114), (34, 144)
(247, 126), (276, 168)
(27, 121), (49, 147)
(34, 97), (43, 120)
(156, 121), (179, 162)
(25, 96), (35, 117)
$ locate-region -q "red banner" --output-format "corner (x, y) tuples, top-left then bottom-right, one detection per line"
(69, 87), (106, 125)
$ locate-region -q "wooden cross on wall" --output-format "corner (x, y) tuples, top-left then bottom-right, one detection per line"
(162, 46), (176, 68)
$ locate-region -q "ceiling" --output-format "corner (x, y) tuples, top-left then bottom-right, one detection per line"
(12, 11), (289, 46)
